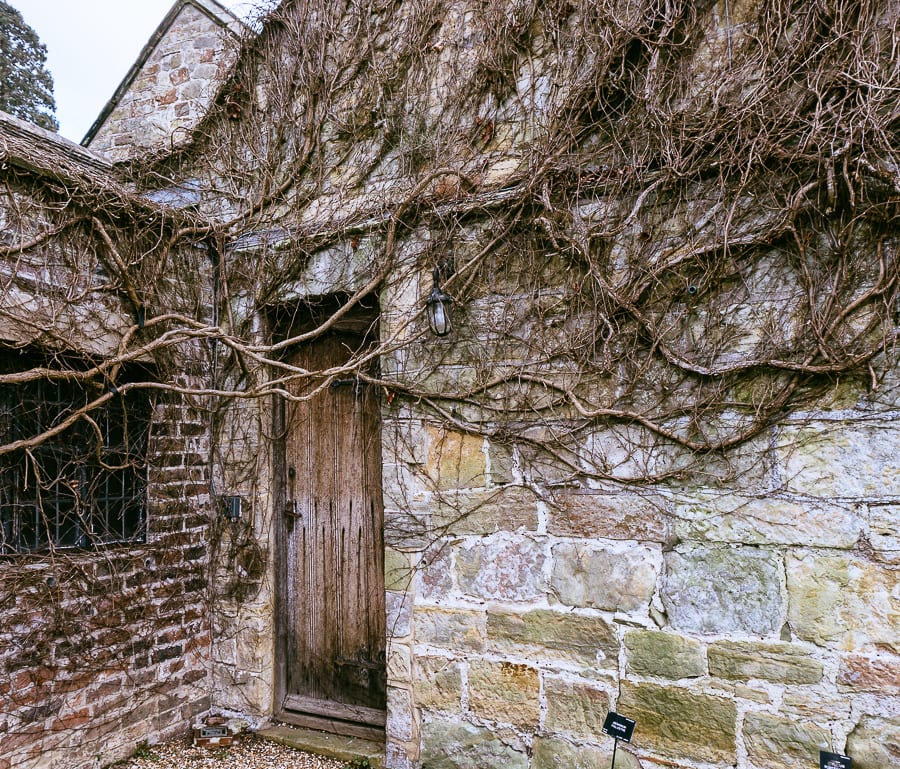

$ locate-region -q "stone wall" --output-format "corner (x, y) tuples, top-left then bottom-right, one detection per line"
(85, 0), (242, 162)
(206, 371), (277, 722)
(379, 360), (899, 769)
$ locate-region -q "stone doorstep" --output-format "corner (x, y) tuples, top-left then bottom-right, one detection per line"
(256, 725), (385, 768)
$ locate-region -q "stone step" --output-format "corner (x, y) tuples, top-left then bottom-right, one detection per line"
(256, 724), (385, 768)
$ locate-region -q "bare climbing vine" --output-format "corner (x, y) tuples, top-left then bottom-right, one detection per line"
(0, 0), (898, 754)
(136, 0), (900, 480)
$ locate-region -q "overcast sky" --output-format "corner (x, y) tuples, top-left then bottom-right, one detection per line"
(12, 0), (257, 143)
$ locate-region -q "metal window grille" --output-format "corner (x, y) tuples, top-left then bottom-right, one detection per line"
(0, 366), (151, 554)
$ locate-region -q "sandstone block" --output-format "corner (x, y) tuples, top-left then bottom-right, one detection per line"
(384, 508), (431, 552)
(517, 436), (581, 484)
(414, 608), (485, 652)
(191, 35), (219, 49)
(618, 681), (737, 763)
(743, 712), (830, 769)
(387, 687), (414, 742)
(781, 691), (851, 721)
(414, 657), (462, 712)
(169, 67), (190, 86)
(386, 591), (411, 638)
(178, 81), (203, 100)
(414, 364), (481, 399)
(487, 609), (618, 669)
(551, 542), (659, 612)
(674, 495), (862, 548)
(387, 643), (412, 683)
(456, 536), (545, 601)
(421, 721), (528, 769)
(235, 625), (268, 673)
(547, 491), (673, 542)
(431, 487), (537, 535)
(786, 552), (899, 652)
(778, 422), (900, 498)
(427, 428), (487, 489)
(532, 738), (643, 769)
(383, 419), (429, 465)
(382, 461), (427, 514)
(487, 441), (515, 484)
(624, 630), (705, 679)
(483, 158), (520, 186)
(156, 88), (177, 106)
(582, 425), (691, 481)
(385, 547), (413, 592)
(869, 504), (899, 563)
(467, 660), (540, 728)
(544, 677), (610, 738)
(837, 654), (900, 695)
(385, 742), (417, 769)
(191, 63), (219, 81)
(733, 684), (773, 705)
(661, 545), (784, 636)
(708, 641), (823, 684)
(846, 716), (900, 769)
(418, 546), (454, 601)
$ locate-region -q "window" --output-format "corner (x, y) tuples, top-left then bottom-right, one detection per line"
(0, 354), (152, 554)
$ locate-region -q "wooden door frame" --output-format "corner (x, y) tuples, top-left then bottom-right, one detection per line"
(269, 296), (385, 741)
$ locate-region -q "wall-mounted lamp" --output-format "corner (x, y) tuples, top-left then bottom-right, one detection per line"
(425, 267), (453, 337)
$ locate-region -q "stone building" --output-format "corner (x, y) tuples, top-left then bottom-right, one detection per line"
(1, 1), (898, 769)
(84, 0), (244, 162)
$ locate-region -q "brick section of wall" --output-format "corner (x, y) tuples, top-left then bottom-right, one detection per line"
(0, 396), (214, 768)
(87, 3), (239, 162)
(0, 154), (217, 768)
(0, 391), (214, 769)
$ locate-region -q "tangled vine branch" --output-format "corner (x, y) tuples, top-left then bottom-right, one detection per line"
(0, 0), (898, 743)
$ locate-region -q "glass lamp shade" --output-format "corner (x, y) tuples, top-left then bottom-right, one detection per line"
(426, 269), (453, 337)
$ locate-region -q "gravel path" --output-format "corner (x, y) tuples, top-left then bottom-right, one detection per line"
(114, 733), (350, 769)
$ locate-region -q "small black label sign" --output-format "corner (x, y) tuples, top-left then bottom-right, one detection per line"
(602, 712), (636, 743)
(820, 751), (851, 769)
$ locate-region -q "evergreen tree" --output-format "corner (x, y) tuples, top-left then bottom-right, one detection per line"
(0, 2), (58, 131)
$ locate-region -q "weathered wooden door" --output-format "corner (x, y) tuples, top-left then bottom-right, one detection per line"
(276, 322), (386, 736)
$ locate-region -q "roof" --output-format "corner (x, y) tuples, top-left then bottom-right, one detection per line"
(80, 0), (247, 147)
(1, 110), (112, 184)
(0, 110), (205, 226)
